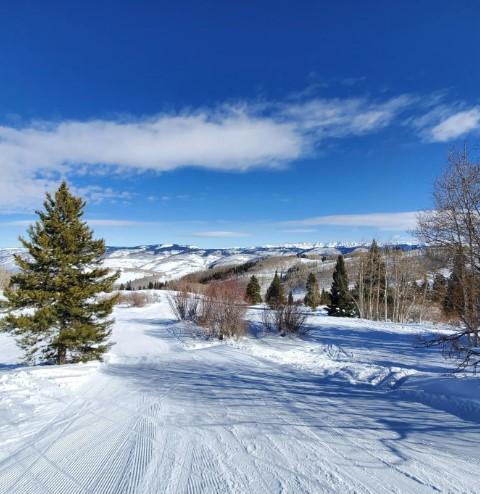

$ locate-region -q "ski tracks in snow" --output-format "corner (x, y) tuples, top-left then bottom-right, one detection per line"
(0, 303), (479, 493)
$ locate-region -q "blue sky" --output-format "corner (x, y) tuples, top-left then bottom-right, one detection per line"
(0, 0), (479, 247)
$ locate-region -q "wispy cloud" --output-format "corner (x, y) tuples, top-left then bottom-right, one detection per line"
(430, 108), (480, 142)
(280, 228), (317, 233)
(4, 89), (479, 214)
(159, 194), (190, 202)
(2, 219), (151, 227)
(407, 97), (480, 142)
(278, 95), (413, 138)
(87, 219), (147, 227)
(1, 220), (34, 226)
(0, 93), (415, 212)
(191, 231), (251, 238)
(281, 211), (419, 231)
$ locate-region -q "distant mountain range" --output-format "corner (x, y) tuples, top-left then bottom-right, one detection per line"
(0, 242), (422, 284)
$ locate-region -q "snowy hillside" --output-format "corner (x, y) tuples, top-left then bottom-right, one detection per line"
(0, 292), (479, 493)
(0, 242), (422, 284)
(0, 249), (25, 272)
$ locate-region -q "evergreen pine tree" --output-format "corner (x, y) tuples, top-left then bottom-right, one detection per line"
(245, 275), (262, 304)
(265, 271), (285, 307)
(304, 272), (321, 309)
(2, 182), (119, 365)
(327, 255), (356, 317)
(288, 290), (294, 305)
(444, 254), (465, 317)
(319, 289), (331, 305)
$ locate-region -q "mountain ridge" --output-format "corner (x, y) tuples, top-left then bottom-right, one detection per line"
(1, 241), (423, 284)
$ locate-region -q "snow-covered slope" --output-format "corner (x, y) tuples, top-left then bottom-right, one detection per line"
(0, 242), (422, 284)
(0, 293), (478, 493)
(0, 249), (24, 272)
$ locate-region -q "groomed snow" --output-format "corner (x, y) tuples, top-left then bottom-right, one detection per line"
(0, 292), (479, 493)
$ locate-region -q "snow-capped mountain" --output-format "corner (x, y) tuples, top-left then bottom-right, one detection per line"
(0, 242), (422, 284)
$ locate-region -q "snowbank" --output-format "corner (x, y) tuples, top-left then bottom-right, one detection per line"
(397, 374), (480, 422)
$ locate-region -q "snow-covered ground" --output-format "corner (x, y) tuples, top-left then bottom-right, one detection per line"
(0, 242), (422, 284)
(0, 293), (479, 493)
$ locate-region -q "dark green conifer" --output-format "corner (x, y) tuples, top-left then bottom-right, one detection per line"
(2, 182), (119, 365)
(444, 254), (464, 317)
(304, 273), (321, 309)
(265, 271), (285, 307)
(327, 255), (356, 317)
(288, 290), (294, 305)
(245, 275), (262, 304)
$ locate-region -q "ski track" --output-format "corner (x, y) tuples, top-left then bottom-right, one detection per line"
(0, 300), (479, 493)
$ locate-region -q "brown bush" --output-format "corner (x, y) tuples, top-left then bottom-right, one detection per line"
(262, 301), (307, 336)
(198, 280), (247, 339)
(167, 283), (201, 321)
(118, 291), (149, 307)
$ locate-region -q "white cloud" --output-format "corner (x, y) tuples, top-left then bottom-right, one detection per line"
(86, 219), (146, 227)
(430, 108), (480, 142)
(1, 220), (34, 226)
(278, 95), (412, 138)
(282, 211), (419, 231)
(0, 111), (301, 173)
(191, 231), (251, 238)
(0, 178), (58, 214)
(2, 219), (150, 227)
(159, 194), (189, 201)
(407, 97), (480, 142)
(0, 94), (414, 212)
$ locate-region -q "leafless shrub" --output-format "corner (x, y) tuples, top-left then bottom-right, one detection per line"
(118, 291), (149, 307)
(282, 302), (308, 334)
(261, 306), (281, 333)
(167, 283), (201, 321)
(262, 301), (307, 336)
(198, 280), (247, 339)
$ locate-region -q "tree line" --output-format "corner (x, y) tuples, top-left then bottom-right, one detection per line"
(120, 280), (166, 291)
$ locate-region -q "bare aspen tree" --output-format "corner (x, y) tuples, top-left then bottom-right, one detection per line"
(384, 252), (389, 322)
(352, 245), (429, 324)
(416, 146), (480, 370)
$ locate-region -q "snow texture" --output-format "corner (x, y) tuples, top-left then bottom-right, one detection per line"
(0, 292), (479, 493)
